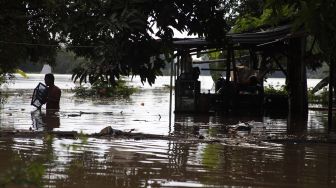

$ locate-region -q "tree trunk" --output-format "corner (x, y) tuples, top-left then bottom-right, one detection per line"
(287, 37), (308, 134)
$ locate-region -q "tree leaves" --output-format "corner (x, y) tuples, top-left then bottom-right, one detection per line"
(0, 0), (61, 75)
(66, 0), (230, 85)
(233, 2), (296, 32)
(1, 0), (231, 86)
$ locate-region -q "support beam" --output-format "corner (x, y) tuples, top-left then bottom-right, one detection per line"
(226, 47), (231, 81)
(328, 57), (336, 130)
(169, 57), (174, 133)
(272, 55), (288, 78)
(250, 50), (258, 70)
(231, 47), (237, 83)
(287, 37), (308, 134)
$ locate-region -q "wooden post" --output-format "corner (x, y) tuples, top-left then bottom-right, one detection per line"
(259, 55), (266, 99)
(177, 56), (180, 77)
(231, 47), (237, 83)
(328, 57), (335, 130)
(250, 50), (258, 70)
(287, 37), (308, 134)
(226, 47), (231, 81)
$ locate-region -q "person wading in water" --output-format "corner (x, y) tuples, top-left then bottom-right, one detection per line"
(43, 73), (61, 110)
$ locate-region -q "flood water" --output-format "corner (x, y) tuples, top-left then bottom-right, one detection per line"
(0, 74), (335, 187)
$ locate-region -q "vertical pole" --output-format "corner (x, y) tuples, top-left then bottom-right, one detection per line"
(169, 57), (174, 133)
(174, 62), (177, 82)
(226, 47), (231, 81)
(328, 57), (334, 130)
(231, 47), (237, 83)
(177, 56), (180, 77)
(287, 37), (308, 134)
(333, 58), (336, 128)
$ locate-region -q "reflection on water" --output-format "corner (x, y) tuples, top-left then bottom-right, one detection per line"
(0, 74), (335, 187)
(31, 109), (60, 131)
(0, 137), (336, 187)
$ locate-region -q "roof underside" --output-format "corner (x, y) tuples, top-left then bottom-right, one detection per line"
(173, 25), (293, 50)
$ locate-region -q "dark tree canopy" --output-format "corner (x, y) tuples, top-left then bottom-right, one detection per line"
(0, 0), (61, 75)
(1, 0), (335, 86)
(0, 0), (232, 85)
(65, 0), (230, 85)
(235, 0), (336, 59)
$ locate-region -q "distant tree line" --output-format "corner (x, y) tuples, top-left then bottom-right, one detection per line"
(19, 50), (83, 74)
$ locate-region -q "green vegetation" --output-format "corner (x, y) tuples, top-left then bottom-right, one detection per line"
(67, 1), (229, 86)
(0, 157), (45, 188)
(0, 1), (58, 76)
(73, 79), (138, 98)
(1, 1), (230, 86)
(207, 50), (225, 82)
(235, 0), (336, 70)
(308, 88), (329, 106)
(264, 85), (329, 105)
(264, 85), (288, 96)
(233, 3), (296, 33)
(202, 144), (221, 169)
(2, 1), (334, 86)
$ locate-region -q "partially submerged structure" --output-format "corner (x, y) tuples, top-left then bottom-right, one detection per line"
(171, 25), (307, 118)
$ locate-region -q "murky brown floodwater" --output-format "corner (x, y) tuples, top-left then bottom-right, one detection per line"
(0, 74), (335, 187)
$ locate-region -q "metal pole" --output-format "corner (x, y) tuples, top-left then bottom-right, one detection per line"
(169, 57), (174, 133)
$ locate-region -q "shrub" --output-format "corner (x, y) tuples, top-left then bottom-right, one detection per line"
(73, 79), (138, 98)
(308, 88), (329, 106)
(264, 85), (329, 106)
(264, 85), (288, 95)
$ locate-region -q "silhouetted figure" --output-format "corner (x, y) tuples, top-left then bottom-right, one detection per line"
(43, 73), (61, 110)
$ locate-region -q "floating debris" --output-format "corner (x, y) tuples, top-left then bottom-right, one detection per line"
(133, 119), (147, 122)
(99, 126), (123, 136)
(67, 113), (81, 117)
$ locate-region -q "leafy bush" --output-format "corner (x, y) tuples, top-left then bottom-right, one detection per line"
(73, 79), (138, 98)
(264, 85), (288, 95)
(264, 85), (329, 106)
(308, 88), (329, 106)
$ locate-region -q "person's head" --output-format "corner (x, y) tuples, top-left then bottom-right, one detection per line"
(44, 73), (55, 86)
